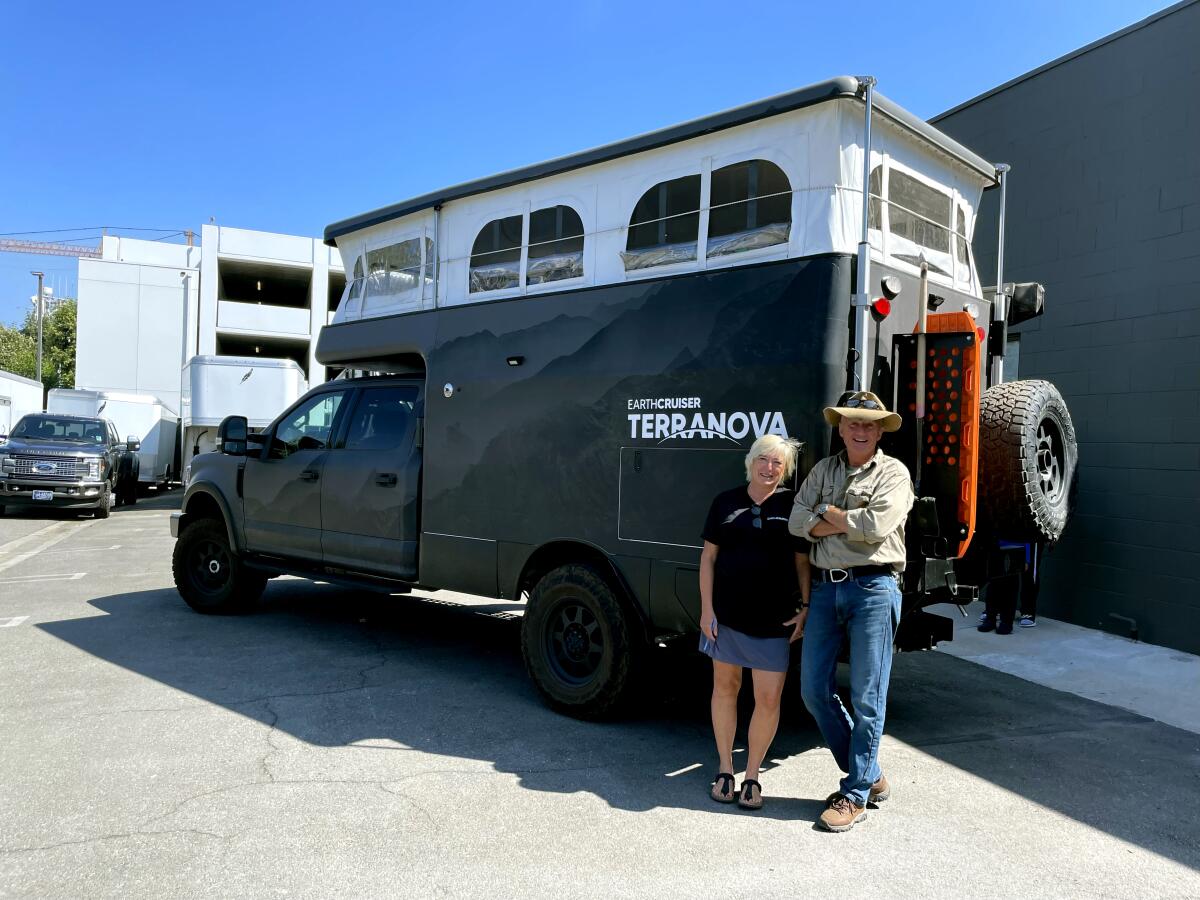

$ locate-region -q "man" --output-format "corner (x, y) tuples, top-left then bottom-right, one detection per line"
(787, 390), (914, 832)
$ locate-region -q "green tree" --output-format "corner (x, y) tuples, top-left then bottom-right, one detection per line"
(0, 299), (76, 391)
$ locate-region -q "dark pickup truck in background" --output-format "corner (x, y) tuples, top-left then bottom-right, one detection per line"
(0, 413), (142, 518)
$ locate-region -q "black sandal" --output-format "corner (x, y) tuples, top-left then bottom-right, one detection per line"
(738, 778), (763, 810)
(711, 772), (736, 803)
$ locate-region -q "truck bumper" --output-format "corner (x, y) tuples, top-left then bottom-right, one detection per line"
(0, 479), (107, 509)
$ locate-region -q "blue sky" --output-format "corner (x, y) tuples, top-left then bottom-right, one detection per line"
(0, 0), (1175, 327)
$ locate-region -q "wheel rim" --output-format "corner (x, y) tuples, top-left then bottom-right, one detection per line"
(1036, 418), (1066, 504)
(544, 596), (605, 686)
(191, 538), (232, 595)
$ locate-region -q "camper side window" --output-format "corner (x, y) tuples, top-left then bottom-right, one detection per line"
(955, 205), (970, 265)
(366, 239), (424, 299)
(349, 256), (364, 300)
(888, 169), (950, 255)
(270, 392), (345, 459)
(868, 165), (883, 231)
(528, 205), (584, 285)
(707, 159), (791, 258)
(470, 215), (523, 293)
(622, 174), (700, 271)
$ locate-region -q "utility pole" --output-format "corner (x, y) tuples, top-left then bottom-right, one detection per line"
(31, 271), (45, 386)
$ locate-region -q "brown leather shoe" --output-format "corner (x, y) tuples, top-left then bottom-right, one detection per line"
(819, 794), (867, 832)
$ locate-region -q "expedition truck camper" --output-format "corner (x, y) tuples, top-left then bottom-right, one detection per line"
(173, 77), (1076, 717)
(0, 369), (44, 440)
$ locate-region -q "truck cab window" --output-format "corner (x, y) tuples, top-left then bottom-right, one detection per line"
(528, 205), (584, 284)
(344, 386), (418, 450)
(622, 174), (700, 270)
(270, 392), (345, 459)
(708, 159), (791, 257)
(470, 215), (523, 293)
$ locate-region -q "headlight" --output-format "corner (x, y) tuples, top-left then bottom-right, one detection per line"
(87, 459), (101, 479)
(0, 452), (10, 472)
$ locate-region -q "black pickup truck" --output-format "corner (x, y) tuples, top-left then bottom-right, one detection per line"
(0, 413), (141, 518)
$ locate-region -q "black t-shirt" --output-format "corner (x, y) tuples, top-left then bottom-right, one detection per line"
(702, 486), (811, 639)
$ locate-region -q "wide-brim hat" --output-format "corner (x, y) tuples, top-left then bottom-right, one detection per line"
(823, 390), (902, 432)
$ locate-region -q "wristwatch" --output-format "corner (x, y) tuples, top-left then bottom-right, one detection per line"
(815, 503), (831, 520)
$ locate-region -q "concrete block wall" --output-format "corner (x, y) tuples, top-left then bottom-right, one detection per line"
(934, 0), (1200, 653)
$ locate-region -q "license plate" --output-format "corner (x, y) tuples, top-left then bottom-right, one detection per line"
(31, 490), (54, 501)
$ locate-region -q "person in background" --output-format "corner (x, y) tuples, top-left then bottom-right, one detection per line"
(789, 391), (913, 833)
(699, 435), (810, 811)
(978, 541), (1041, 634)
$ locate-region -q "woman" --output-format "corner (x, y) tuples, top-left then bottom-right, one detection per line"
(699, 434), (810, 810)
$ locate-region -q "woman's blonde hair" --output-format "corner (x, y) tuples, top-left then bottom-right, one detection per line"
(744, 434), (801, 482)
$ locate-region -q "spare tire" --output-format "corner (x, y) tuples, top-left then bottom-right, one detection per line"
(978, 379), (1077, 543)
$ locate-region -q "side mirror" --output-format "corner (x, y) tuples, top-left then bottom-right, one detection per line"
(217, 415), (248, 456)
(126, 435), (142, 452)
(1007, 282), (1045, 326)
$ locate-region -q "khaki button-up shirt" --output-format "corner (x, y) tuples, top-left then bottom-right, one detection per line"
(789, 449), (914, 572)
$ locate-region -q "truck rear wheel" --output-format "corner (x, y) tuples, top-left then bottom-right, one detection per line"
(173, 518), (266, 614)
(978, 379), (1077, 543)
(521, 564), (636, 719)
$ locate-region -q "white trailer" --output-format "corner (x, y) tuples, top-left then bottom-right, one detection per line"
(46, 389), (180, 487)
(180, 355), (308, 480)
(0, 369), (45, 440)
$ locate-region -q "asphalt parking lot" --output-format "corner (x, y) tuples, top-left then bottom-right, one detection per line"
(1, 496), (1198, 898)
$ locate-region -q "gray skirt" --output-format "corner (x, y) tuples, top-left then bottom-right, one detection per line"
(699, 623), (791, 673)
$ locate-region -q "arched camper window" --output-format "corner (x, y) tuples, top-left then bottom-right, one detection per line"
(470, 215), (522, 293)
(707, 159), (791, 257)
(366, 238), (424, 299)
(622, 174), (700, 271)
(528, 205), (584, 285)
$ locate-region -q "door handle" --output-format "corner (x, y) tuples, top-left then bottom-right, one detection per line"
(300, 470), (319, 482)
(375, 472), (398, 487)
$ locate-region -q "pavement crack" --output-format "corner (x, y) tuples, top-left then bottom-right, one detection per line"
(2, 828), (226, 855)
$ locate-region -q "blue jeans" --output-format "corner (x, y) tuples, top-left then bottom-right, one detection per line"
(800, 572), (902, 805)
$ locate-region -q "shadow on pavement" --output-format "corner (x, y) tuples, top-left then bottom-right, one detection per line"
(36, 581), (1200, 859)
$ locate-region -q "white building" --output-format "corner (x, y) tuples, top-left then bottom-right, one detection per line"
(75, 225), (344, 413)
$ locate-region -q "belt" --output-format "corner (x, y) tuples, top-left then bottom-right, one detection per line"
(814, 564), (896, 583)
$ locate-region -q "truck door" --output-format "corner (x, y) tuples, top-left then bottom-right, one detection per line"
(243, 389), (347, 562)
(320, 384), (422, 580)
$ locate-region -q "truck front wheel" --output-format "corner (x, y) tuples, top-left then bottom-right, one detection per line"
(521, 564), (636, 719)
(173, 518), (266, 614)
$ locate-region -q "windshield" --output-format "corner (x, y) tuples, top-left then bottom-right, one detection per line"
(11, 416), (107, 444)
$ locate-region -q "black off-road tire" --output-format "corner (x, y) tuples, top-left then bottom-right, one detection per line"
(521, 564), (638, 719)
(173, 518), (267, 614)
(94, 483), (112, 519)
(978, 380), (1077, 543)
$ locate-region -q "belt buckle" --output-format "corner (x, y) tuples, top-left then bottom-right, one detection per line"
(828, 568), (850, 583)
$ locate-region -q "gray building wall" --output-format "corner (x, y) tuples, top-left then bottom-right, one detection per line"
(934, 0), (1200, 653)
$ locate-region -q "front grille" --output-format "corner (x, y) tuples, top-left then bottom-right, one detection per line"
(9, 456), (83, 479)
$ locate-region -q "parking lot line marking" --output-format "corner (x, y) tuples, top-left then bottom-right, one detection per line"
(0, 521), (66, 555)
(0, 572), (87, 583)
(0, 520), (96, 574)
(0, 616), (30, 627)
(664, 763), (702, 777)
(41, 545), (122, 554)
